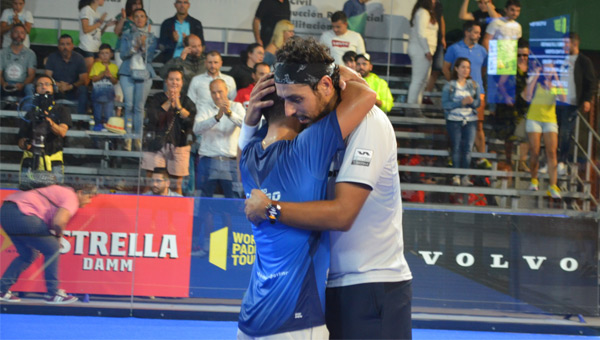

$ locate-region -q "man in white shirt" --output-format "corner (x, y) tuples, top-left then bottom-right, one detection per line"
(193, 78), (244, 197)
(187, 51), (237, 108)
(319, 11), (366, 65)
(482, 0), (522, 50)
(0, 0), (34, 48)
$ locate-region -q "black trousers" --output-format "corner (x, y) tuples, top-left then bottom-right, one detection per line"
(326, 280), (412, 340)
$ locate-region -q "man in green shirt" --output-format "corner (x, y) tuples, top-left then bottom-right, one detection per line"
(356, 54), (394, 113)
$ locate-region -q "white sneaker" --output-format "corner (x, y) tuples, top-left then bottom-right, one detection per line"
(538, 164), (548, 174)
(44, 291), (78, 304)
(461, 176), (474, 186)
(557, 162), (567, 176)
(452, 176), (461, 186)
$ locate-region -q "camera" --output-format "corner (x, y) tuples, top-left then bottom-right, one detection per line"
(33, 93), (55, 122)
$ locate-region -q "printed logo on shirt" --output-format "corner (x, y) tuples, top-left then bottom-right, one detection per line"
(295, 312), (303, 319)
(351, 148), (373, 166)
(332, 40), (350, 48)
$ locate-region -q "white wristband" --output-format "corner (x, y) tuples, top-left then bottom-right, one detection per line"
(238, 121), (259, 151)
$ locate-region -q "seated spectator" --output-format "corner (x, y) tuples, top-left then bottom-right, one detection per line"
(459, 0), (501, 44)
(78, 0), (114, 72)
(17, 75), (72, 184)
(89, 43), (118, 130)
(228, 43), (264, 90)
(355, 54), (393, 113)
(263, 19), (294, 66)
(0, 0), (34, 49)
(342, 50), (357, 70)
(44, 34), (89, 115)
(118, 8), (157, 150)
(234, 62), (270, 109)
(0, 182), (96, 304)
(187, 51), (236, 108)
(160, 34), (205, 96)
(142, 68), (196, 195)
(0, 23), (35, 99)
(113, 0), (150, 66)
(319, 11), (366, 65)
(158, 0), (204, 62)
(193, 79), (245, 198)
(442, 58), (481, 186)
(407, 0), (438, 104)
(144, 167), (183, 196)
(523, 61), (566, 199)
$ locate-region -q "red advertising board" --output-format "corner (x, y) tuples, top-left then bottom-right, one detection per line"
(0, 190), (194, 297)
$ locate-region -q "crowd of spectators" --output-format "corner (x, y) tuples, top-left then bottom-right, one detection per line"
(0, 0), (597, 200)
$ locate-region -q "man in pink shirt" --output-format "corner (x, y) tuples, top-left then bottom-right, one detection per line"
(0, 183), (96, 304)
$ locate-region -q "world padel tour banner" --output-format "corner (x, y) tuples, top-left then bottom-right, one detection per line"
(0, 190), (194, 297)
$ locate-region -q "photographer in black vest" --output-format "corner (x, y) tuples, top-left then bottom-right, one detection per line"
(17, 75), (72, 183)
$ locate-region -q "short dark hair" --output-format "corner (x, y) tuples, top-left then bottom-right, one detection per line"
(463, 21), (481, 32)
(10, 22), (26, 33)
(331, 11), (347, 23)
(206, 50), (222, 59)
(58, 34), (73, 43)
(568, 32), (580, 43)
(262, 90), (286, 124)
(153, 167), (170, 179)
(342, 51), (357, 64)
(253, 62), (269, 73)
(517, 38), (529, 49)
(166, 67), (184, 79)
(276, 36), (339, 92)
(99, 43), (112, 52)
(505, 0), (521, 8)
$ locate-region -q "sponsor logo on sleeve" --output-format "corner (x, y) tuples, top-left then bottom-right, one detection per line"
(351, 148), (373, 166)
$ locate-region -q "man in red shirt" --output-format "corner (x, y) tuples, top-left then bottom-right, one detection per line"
(234, 62), (270, 109)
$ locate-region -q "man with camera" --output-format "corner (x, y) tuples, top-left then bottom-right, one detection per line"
(17, 75), (72, 183)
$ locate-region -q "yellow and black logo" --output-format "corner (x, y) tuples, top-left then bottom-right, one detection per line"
(209, 227), (256, 271)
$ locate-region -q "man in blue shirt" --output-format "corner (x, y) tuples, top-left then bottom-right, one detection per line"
(158, 0), (204, 62)
(237, 38), (375, 338)
(443, 21), (489, 163)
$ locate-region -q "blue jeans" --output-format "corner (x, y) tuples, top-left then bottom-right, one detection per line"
(556, 104), (578, 163)
(91, 86), (115, 125)
(447, 120), (477, 169)
(120, 75), (151, 135)
(0, 202), (61, 295)
(55, 85), (88, 115)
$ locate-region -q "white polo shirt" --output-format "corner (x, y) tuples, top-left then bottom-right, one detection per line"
(327, 106), (412, 287)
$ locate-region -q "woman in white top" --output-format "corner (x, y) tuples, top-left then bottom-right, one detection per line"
(407, 0), (438, 104)
(78, 0), (114, 72)
(0, 0), (34, 48)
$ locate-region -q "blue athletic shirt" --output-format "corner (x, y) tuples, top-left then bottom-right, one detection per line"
(238, 111), (345, 337)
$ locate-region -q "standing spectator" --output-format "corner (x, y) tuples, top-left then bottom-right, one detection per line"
(407, 0), (438, 104)
(193, 79), (245, 198)
(78, 0), (114, 72)
(0, 24), (35, 99)
(443, 21), (488, 164)
(253, 0), (290, 47)
(187, 51), (236, 108)
(119, 8), (157, 151)
(556, 32), (597, 175)
(89, 43), (118, 130)
(342, 50), (358, 70)
(160, 34), (205, 96)
(113, 0), (150, 66)
(228, 43), (265, 90)
(17, 75), (72, 183)
(0, 183), (96, 304)
(45, 34), (89, 115)
(319, 11), (366, 66)
(142, 68), (196, 195)
(523, 61), (566, 198)
(158, 0), (204, 62)
(356, 53), (393, 113)
(343, 0), (370, 36)
(481, 0), (521, 50)
(0, 0), (33, 48)
(459, 0), (501, 43)
(144, 167), (183, 196)
(263, 19), (294, 66)
(423, 0), (446, 104)
(442, 58), (481, 186)
(234, 62), (270, 109)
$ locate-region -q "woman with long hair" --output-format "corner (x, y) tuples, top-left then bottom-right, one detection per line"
(523, 60), (566, 198)
(118, 8), (157, 151)
(442, 57), (481, 186)
(263, 20), (294, 66)
(78, 0), (113, 72)
(407, 0), (438, 104)
(113, 0), (152, 66)
(228, 43), (265, 89)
